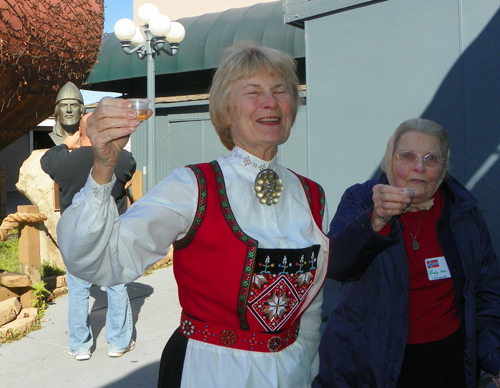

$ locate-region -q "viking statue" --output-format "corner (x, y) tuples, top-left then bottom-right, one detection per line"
(49, 82), (86, 145)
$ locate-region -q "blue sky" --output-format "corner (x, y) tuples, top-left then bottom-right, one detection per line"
(103, 0), (133, 33)
(82, 0), (133, 103)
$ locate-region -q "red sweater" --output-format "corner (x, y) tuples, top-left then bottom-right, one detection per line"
(399, 190), (460, 344)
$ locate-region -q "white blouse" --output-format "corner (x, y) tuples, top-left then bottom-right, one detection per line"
(58, 146), (329, 388)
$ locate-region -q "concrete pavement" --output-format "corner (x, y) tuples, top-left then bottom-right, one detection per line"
(0, 265), (181, 388)
(1, 263), (496, 388)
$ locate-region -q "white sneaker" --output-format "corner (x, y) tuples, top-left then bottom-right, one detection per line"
(108, 340), (136, 358)
(67, 348), (91, 361)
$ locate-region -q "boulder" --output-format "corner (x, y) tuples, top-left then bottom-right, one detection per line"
(0, 285), (16, 301)
(0, 272), (31, 287)
(15, 149), (64, 270)
(0, 297), (21, 326)
(43, 274), (67, 291)
(0, 307), (38, 338)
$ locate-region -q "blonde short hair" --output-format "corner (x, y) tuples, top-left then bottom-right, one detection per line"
(209, 41), (300, 150)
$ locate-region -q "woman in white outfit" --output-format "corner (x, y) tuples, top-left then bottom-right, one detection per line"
(57, 41), (329, 388)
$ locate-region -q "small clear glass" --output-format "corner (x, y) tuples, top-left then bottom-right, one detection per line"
(127, 98), (150, 122)
(402, 188), (415, 199)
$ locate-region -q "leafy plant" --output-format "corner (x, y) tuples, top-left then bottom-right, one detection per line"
(31, 281), (51, 318)
(41, 262), (65, 278)
(0, 233), (19, 273)
(1, 328), (23, 342)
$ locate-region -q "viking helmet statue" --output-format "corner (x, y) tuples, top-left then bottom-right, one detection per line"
(55, 81), (84, 107)
(50, 82), (86, 145)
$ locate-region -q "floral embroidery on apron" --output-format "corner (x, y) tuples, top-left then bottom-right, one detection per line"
(249, 246), (320, 332)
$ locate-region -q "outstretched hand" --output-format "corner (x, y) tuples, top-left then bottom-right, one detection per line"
(371, 184), (412, 231)
(86, 97), (152, 185)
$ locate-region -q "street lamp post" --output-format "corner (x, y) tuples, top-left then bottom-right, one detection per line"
(114, 3), (185, 191)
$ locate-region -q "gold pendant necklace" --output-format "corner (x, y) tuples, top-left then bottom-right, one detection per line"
(408, 211), (425, 250)
(254, 169), (284, 206)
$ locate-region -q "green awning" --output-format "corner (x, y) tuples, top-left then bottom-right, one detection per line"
(85, 1), (305, 95)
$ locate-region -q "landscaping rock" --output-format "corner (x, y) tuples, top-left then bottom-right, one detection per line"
(0, 285), (16, 301)
(0, 271), (31, 287)
(43, 274), (67, 292)
(0, 307), (38, 338)
(0, 297), (21, 326)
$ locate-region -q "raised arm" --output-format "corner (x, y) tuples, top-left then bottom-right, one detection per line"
(86, 97), (151, 184)
(328, 181), (409, 281)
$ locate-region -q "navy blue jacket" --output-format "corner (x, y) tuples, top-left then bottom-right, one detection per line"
(314, 174), (500, 388)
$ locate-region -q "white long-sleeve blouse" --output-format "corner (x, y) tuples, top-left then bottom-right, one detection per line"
(57, 146), (329, 388)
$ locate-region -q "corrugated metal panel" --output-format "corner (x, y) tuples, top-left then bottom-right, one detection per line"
(129, 120), (148, 193)
(154, 115), (171, 183)
(167, 112), (210, 122)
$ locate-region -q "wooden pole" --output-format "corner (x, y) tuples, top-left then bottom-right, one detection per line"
(17, 205), (41, 284)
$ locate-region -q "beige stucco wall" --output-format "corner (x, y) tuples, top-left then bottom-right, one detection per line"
(134, 0), (277, 22)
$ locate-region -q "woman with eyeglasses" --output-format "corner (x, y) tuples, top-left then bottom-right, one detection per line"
(314, 118), (500, 388)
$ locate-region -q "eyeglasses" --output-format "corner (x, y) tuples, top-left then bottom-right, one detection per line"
(395, 151), (444, 167)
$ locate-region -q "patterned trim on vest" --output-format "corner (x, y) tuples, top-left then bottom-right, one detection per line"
(209, 161), (258, 331)
(175, 161), (258, 331)
(172, 164), (207, 250)
(294, 173), (326, 228)
(317, 186), (326, 220)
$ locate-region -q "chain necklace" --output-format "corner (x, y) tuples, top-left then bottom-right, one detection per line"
(408, 211), (425, 250)
(254, 169), (284, 206)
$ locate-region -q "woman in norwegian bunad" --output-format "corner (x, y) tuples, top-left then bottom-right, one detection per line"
(57, 41), (329, 388)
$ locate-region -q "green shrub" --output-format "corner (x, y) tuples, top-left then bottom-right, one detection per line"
(41, 262), (65, 278)
(31, 281), (51, 319)
(0, 234), (19, 273)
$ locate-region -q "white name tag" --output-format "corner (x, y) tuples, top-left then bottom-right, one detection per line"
(425, 256), (451, 281)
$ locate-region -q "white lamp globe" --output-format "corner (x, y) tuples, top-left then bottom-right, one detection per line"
(114, 18), (136, 41)
(166, 22), (186, 43)
(138, 3), (159, 24)
(149, 14), (171, 36)
(131, 27), (147, 47)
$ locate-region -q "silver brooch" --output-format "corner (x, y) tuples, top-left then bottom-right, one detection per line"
(254, 169), (284, 206)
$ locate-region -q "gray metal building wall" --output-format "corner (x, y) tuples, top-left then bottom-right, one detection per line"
(297, 0), (500, 254)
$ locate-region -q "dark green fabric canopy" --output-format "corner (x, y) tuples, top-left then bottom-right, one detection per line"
(85, 1), (305, 95)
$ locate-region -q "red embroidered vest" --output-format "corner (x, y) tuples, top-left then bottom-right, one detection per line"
(173, 161), (326, 352)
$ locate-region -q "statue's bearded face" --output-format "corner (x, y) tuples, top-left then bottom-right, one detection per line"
(57, 99), (83, 127)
